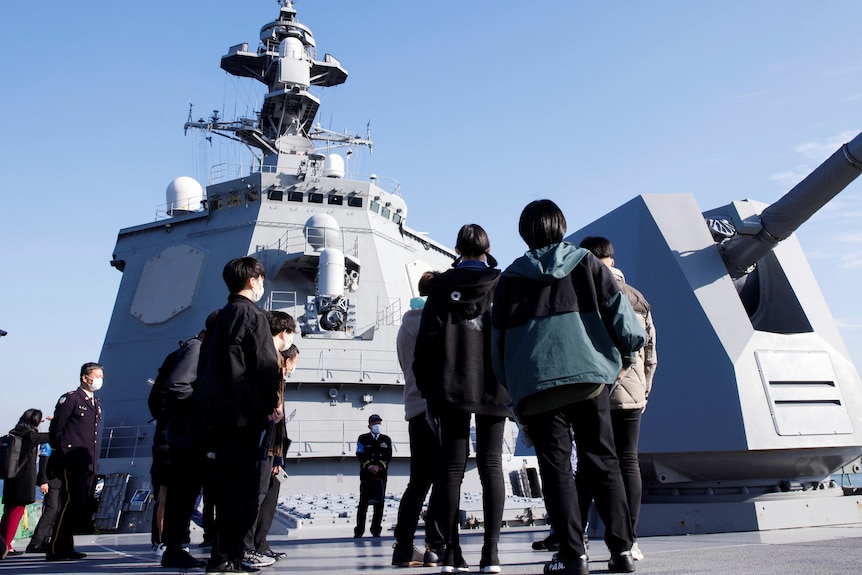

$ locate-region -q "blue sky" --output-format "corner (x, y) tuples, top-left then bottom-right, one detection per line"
(1, 0), (862, 428)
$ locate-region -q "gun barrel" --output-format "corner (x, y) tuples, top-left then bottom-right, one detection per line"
(721, 132), (862, 276)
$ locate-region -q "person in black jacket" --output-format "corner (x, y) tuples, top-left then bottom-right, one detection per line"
(158, 311), (221, 570)
(0, 409), (49, 555)
(354, 414), (393, 538)
(47, 363), (103, 562)
(414, 224), (511, 574)
(196, 257), (281, 574)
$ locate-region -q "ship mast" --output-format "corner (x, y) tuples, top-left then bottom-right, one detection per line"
(184, 0), (372, 169)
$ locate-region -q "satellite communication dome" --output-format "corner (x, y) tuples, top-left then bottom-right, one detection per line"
(304, 213), (342, 251)
(166, 177), (204, 215)
(323, 154), (345, 178)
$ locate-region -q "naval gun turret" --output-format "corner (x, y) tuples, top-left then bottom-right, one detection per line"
(570, 133), (862, 535)
(720, 132), (862, 277)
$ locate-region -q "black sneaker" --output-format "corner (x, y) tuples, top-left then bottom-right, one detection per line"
(532, 533), (560, 552)
(46, 551), (87, 561)
(161, 548), (206, 569)
(392, 544), (425, 567)
(423, 546), (441, 567)
(479, 542), (500, 574)
(26, 542), (47, 554)
(441, 546), (470, 573)
(544, 553), (589, 575)
(608, 551), (635, 573)
(205, 559), (260, 574)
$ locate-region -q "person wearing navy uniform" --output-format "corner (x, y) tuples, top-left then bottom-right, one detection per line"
(46, 362), (103, 562)
(354, 414), (392, 538)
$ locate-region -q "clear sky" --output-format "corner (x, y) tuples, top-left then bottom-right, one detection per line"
(1, 0), (862, 429)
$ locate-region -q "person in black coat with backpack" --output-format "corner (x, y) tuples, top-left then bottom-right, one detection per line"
(0, 409), (49, 556)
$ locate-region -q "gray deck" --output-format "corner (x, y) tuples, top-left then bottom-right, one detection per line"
(3, 523), (862, 574)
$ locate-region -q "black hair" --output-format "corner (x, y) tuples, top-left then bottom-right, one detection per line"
(518, 199), (567, 250)
(80, 362), (103, 379)
(281, 343), (299, 361)
(267, 310), (297, 336)
(222, 257), (265, 294)
(417, 271), (440, 296)
(579, 236), (615, 259)
(17, 408), (43, 430)
(455, 224), (490, 258)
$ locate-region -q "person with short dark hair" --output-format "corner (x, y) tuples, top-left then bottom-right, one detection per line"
(491, 200), (646, 575)
(414, 224), (510, 574)
(354, 414), (393, 538)
(158, 311), (221, 570)
(197, 257), (281, 574)
(240, 311), (297, 569)
(577, 237), (657, 562)
(46, 363), (104, 562)
(0, 409), (49, 555)
(250, 342), (297, 563)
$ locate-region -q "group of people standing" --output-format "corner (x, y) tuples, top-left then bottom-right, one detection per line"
(388, 199), (656, 575)
(0, 257), (298, 575)
(0, 199), (656, 575)
(0, 363), (104, 561)
(154, 256), (299, 574)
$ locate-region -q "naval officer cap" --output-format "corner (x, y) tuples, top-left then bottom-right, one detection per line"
(368, 414), (383, 424)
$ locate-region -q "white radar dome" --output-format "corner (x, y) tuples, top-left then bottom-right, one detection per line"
(166, 176), (204, 215)
(304, 213), (342, 251)
(323, 154), (345, 178)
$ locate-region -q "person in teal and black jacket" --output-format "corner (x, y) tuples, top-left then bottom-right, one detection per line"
(491, 199), (645, 575)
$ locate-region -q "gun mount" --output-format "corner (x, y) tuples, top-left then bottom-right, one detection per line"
(721, 132), (862, 277)
(570, 132), (862, 535)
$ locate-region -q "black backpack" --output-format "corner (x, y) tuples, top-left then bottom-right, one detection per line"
(0, 432), (23, 479)
(147, 341), (186, 421)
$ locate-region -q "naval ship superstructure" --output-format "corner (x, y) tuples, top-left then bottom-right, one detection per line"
(95, 0), (472, 517)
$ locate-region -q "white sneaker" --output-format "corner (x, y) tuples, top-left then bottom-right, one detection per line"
(242, 550), (276, 568)
(630, 542), (644, 561)
(154, 543), (167, 557)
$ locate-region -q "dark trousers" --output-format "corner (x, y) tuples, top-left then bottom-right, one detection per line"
(577, 408), (643, 538)
(210, 427), (264, 565)
(522, 386), (633, 561)
(437, 411), (505, 551)
(252, 461), (281, 553)
(355, 478), (386, 536)
(393, 415), (444, 549)
(163, 445), (206, 550)
(242, 455), (274, 551)
(31, 477), (62, 546)
(49, 467), (94, 556)
(201, 457), (217, 542)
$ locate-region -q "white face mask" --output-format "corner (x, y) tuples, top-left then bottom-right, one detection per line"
(275, 331), (294, 352)
(371, 424), (381, 434)
(89, 377), (103, 392)
(251, 277), (265, 302)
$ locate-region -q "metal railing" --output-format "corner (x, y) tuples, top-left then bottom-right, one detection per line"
(100, 425), (152, 460)
(100, 417), (518, 461)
